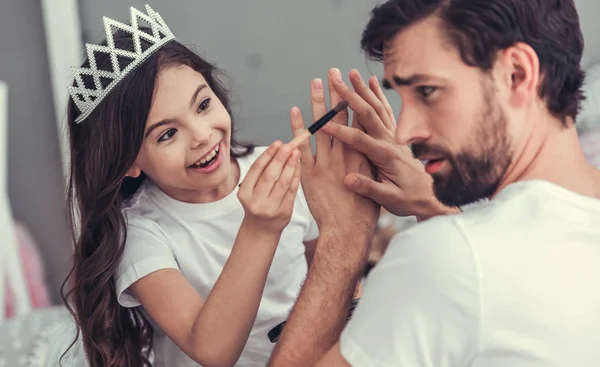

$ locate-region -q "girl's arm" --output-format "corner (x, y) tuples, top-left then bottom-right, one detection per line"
(129, 142), (300, 367)
(130, 223), (279, 366)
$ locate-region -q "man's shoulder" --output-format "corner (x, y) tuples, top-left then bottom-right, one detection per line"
(379, 215), (474, 277)
(379, 181), (575, 271)
(379, 196), (520, 275)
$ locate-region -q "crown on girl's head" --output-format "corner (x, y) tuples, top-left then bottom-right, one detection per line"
(68, 4), (176, 123)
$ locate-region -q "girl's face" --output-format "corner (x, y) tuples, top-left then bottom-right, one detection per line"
(128, 65), (236, 202)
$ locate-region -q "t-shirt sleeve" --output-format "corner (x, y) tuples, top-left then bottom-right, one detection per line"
(340, 218), (480, 367)
(297, 183), (319, 242)
(115, 219), (180, 308)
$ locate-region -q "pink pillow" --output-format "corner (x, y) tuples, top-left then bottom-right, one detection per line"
(5, 222), (51, 318)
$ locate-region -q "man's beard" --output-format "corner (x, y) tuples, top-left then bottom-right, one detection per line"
(412, 81), (513, 207)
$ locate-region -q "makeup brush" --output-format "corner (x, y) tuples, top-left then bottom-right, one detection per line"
(289, 100), (348, 148)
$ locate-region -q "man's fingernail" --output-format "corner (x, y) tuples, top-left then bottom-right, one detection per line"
(349, 176), (360, 188)
(291, 106), (302, 119)
(331, 68), (342, 81)
(313, 78), (323, 90)
(354, 70), (363, 82)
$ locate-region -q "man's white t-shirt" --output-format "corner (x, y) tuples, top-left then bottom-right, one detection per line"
(341, 180), (600, 367)
(114, 147), (318, 367)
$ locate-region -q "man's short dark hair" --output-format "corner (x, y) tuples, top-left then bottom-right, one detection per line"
(361, 0), (585, 124)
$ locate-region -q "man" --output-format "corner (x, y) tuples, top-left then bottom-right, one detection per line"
(268, 0), (600, 366)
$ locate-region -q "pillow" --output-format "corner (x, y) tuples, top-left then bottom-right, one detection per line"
(578, 63), (600, 134)
(580, 129), (600, 168)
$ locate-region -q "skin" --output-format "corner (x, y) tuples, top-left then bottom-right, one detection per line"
(126, 65), (237, 203)
(268, 68), (380, 367)
(269, 16), (600, 366)
(123, 65), (312, 367)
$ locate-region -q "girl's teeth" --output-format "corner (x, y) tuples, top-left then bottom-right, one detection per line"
(193, 147), (219, 166)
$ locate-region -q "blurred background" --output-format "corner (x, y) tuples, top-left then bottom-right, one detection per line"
(1, 0), (600, 322)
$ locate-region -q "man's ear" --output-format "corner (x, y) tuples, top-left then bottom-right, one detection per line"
(125, 164), (142, 178)
(497, 42), (540, 109)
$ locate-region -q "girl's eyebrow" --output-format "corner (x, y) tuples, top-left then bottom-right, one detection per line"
(189, 84), (207, 108)
(144, 119), (173, 139)
(144, 83), (208, 139)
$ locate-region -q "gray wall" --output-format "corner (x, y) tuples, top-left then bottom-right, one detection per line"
(0, 0), (72, 303)
(78, 0), (393, 146)
(577, 0), (600, 69)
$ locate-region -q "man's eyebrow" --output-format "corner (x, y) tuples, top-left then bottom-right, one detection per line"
(382, 74), (435, 89)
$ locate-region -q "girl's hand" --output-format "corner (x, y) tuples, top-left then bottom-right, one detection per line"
(238, 141), (301, 234)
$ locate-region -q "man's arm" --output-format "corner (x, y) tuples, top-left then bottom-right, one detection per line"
(269, 68), (380, 366)
(269, 229), (371, 366)
(305, 238), (363, 298)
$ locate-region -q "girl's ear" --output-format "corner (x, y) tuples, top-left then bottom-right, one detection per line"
(125, 164), (142, 178)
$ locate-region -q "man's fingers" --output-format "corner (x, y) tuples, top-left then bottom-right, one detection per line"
(289, 106), (313, 169)
(311, 78), (331, 161)
(328, 68), (350, 153)
(348, 70), (394, 137)
(320, 123), (389, 163)
(368, 75), (396, 132)
(344, 173), (396, 208)
(328, 68), (349, 126)
(330, 70), (389, 139)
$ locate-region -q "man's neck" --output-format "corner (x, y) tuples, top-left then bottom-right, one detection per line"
(496, 117), (600, 200)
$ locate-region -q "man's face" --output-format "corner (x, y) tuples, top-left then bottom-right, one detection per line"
(383, 17), (515, 207)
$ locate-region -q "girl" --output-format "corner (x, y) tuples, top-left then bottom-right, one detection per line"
(61, 5), (319, 367)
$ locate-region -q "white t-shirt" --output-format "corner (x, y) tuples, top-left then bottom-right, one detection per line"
(341, 180), (600, 367)
(115, 147), (318, 367)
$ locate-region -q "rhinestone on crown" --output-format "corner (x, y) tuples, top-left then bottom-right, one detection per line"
(68, 4), (176, 123)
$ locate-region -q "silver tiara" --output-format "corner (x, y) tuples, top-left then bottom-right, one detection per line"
(68, 5), (176, 123)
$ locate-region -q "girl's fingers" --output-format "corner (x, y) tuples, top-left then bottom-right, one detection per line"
(253, 144), (294, 199)
(269, 149), (300, 202)
(240, 141), (282, 192)
(279, 159), (301, 214)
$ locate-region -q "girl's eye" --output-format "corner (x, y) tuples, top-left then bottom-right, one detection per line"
(198, 98), (212, 113)
(158, 128), (177, 142)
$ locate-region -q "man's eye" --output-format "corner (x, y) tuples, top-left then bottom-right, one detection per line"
(417, 86), (437, 99)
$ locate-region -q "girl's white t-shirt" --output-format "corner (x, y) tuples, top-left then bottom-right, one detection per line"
(115, 147), (318, 367)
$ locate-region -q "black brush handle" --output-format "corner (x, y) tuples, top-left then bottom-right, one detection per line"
(308, 109), (336, 134)
(267, 298), (360, 343)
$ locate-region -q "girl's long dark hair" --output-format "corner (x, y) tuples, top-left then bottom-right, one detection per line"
(61, 30), (253, 366)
